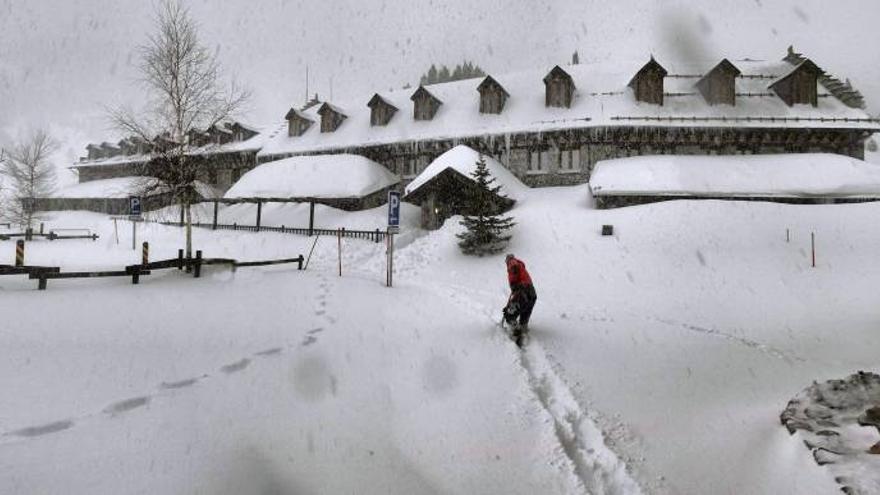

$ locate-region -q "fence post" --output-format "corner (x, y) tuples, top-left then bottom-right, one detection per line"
(180, 205), (184, 227)
(132, 267), (140, 285)
(256, 200), (262, 233)
(375, 228), (380, 243)
(15, 240), (24, 267)
(39, 223), (44, 235)
(177, 249), (184, 270)
(297, 255), (303, 270)
(308, 201), (315, 236)
(194, 250), (202, 278)
(25, 227), (32, 241)
(337, 228), (342, 277)
(38, 273), (47, 291)
(212, 201), (219, 230)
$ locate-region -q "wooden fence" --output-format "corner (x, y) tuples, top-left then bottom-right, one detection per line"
(0, 249), (304, 291)
(152, 220), (388, 243)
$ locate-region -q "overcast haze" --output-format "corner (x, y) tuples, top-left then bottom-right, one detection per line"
(1, 0), (878, 183)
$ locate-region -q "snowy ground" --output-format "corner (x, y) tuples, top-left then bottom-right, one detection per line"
(1, 188), (879, 494)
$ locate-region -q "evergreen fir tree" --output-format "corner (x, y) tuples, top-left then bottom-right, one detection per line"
(457, 154), (515, 256)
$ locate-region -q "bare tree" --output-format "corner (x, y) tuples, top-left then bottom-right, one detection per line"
(109, 0), (249, 260)
(0, 129), (58, 229)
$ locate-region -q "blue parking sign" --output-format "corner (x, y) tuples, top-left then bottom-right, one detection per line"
(129, 196), (142, 216)
(387, 191), (400, 228)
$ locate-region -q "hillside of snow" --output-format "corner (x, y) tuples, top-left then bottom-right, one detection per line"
(2, 189), (880, 493)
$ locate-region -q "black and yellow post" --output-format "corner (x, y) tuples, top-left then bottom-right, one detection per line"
(15, 240), (24, 267)
(142, 242), (149, 265)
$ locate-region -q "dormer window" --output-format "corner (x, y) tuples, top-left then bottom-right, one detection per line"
(86, 144), (102, 160)
(477, 76), (509, 114)
(543, 66), (575, 108)
(285, 108), (314, 137)
(628, 57), (668, 105)
(367, 94), (399, 126)
(695, 59), (741, 106)
(317, 103), (348, 133)
(769, 59), (821, 107)
(410, 86), (443, 121)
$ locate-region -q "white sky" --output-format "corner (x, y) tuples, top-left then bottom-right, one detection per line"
(1, 0), (878, 178)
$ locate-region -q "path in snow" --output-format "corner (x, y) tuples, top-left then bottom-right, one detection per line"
(420, 278), (645, 495)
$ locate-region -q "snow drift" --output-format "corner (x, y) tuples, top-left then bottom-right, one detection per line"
(590, 153), (880, 198)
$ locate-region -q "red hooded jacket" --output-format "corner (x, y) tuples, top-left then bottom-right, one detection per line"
(507, 257), (533, 289)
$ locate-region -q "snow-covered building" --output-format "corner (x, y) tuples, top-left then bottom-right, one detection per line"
(62, 47), (879, 216)
(71, 121), (264, 192)
(223, 154), (399, 211)
(590, 153), (880, 208)
(404, 145), (526, 229)
(33, 177), (215, 215)
(259, 47), (878, 190)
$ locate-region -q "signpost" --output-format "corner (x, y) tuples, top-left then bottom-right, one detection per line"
(129, 196), (143, 251)
(386, 191), (401, 287)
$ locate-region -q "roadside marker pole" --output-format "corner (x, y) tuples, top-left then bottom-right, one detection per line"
(15, 240), (24, 267)
(113, 218), (119, 245)
(131, 219), (137, 251)
(142, 242), (149, 265)
(811, 232), (816, 268)
(786, 228), (790, 243)
(337, 228), (342, 277)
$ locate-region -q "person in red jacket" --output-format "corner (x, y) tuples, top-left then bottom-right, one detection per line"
(505, 253), (537, 346)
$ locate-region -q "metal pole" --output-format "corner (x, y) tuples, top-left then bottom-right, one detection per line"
(309, 201), (315, 236)
(785, 228), (790, 243)
(304, 234), (320, 270)
(256, 201), (262, 232)
(212, 201), (218, 230)
(132, 219), (136, 251)
(337, 228), (342, 277)
(114, 218), (119, 245)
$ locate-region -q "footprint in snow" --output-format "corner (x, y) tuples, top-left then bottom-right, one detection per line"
(220, 358), (251, 374)
(301, 335), (318, 347)
(308, 328), (324, 335)
(160, 377), (202, 389)
(255, 347), (283, 357)
(9, 419), (74, 438)
(104, 396), (150, 415)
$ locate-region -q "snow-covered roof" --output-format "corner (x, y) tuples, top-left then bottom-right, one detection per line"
(52, 177), (218, 200)
(53, 177), (161, 199)
(224, 154), (399, 200)
(73, 125), (269, 168)
(590, 153), (880, 198)
(258, 58), (878, 159)
(404, 145), (527, 200)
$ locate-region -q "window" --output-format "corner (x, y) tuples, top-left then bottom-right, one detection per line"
(404, 158), (418, 178)
(560, 149), (580, 173)
(528, 150), (550, 174)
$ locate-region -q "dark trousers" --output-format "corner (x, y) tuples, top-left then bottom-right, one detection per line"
(515, 285), (537, 327)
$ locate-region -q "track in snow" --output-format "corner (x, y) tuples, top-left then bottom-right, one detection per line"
(520, 342), (644, 495)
